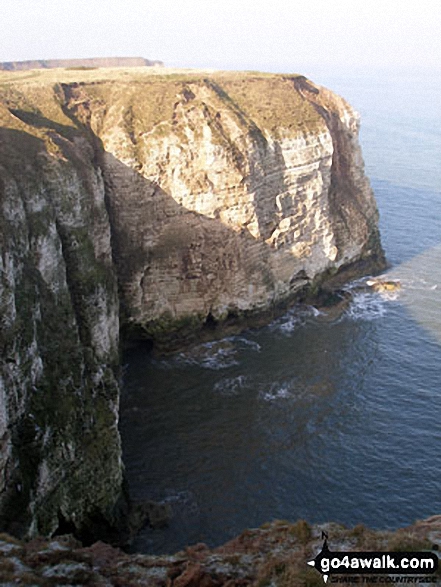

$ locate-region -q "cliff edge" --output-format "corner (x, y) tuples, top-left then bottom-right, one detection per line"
(0, 68), (385, 541)
(0, 517), (440, 585)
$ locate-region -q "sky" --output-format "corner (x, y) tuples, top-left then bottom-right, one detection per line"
(2, 0), (440, 75)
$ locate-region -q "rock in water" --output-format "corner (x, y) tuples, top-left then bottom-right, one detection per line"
(0, 68), (385, 540)
(366, 278), (401, 292)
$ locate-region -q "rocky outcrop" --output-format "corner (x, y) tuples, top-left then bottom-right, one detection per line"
(0, 70), (385, 540)
(0, 57), (164, 71)
(0, 517), (439, 585)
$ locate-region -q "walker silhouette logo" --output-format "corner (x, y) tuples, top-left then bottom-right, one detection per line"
(307, 531), (438, 584)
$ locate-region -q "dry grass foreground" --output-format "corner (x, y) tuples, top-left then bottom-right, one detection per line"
(0, 517), (440, 586)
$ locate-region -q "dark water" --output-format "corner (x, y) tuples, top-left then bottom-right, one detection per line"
(120, 70), (441, 554)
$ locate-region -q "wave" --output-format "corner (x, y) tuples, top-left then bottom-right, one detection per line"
(259, 382), (292, 402)
(213, 375), (249, 396)
(229, 336), (261, 352)
(156, 335), (260, 371)
(175, 341), (239, 370)
(345, 292), (389, 321)
(269, 305), (323, 335)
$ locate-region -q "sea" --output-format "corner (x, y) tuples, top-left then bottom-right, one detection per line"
(119, 68), (441, 554)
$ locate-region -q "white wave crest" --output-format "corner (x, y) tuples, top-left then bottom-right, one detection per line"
(269, 305), (322, 335)
(176, 342), (239, 370)
(213, 375), (249, 396)
(230, 336), (262, 352)
(158, 335), (260, 370)
(260, 383), (292, 402)
(346, 293), (388, 321)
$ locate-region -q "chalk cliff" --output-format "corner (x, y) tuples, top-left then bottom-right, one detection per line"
(0, 69), (385, 539)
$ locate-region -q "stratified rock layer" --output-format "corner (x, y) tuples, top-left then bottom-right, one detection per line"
(59, 73), (384, 348)
(0, 69), (385, 539)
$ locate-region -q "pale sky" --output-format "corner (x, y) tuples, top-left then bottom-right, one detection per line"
(2, 0), (440, 73)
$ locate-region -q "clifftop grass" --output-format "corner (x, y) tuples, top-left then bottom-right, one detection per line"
(0, 67), (324, 140)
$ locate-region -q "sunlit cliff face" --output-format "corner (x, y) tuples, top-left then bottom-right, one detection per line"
(61, 73), (383, 347)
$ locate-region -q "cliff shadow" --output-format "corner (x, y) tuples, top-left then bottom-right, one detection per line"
(0, 125), (125, 542)
(97, 150), (286, 350)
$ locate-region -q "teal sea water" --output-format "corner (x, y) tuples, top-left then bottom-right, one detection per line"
(120, 69), (441, 554)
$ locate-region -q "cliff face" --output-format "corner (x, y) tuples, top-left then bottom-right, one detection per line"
(60, 74), (384, 348)
(0, 69), (385, 539)
(0, 93), (124, 539)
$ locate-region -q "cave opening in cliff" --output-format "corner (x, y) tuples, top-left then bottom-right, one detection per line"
(203, 312), (218, 331)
